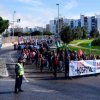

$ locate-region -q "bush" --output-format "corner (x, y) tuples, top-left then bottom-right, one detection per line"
(3, 33), (9, 37)
(92, 38), (100, 46)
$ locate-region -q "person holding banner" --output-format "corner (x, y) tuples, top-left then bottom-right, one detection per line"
(64, 54), (70, 78)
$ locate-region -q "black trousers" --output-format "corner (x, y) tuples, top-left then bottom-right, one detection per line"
(15, 75), (23, 92)
(53, 65), (57, 78)
(65, 64), (69, 78)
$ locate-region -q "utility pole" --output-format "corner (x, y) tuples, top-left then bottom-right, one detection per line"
(56, 4), (59, 34)
(13, 11), (16, 37)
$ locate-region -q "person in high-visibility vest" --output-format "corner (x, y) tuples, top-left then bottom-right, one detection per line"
(14, 57), (24, 94)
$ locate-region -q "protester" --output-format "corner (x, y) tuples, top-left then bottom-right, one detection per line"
(52, 53), (58, 78)
(64, 53), (70, 78)
(16, 37), (100, 79)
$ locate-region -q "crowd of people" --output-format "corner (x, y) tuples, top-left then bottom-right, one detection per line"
(16, 38), (100, 78)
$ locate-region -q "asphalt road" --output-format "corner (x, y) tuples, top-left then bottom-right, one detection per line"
(0, 46), (100, 100)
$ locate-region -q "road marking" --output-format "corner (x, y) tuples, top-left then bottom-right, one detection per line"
(31, 89), (57, 93)
(23, 75), (29, 82)
(10, 54), (14, 63)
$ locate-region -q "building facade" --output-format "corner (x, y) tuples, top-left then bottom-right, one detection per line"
(96, 15), (100, 33)
(49, 20), (57, 34)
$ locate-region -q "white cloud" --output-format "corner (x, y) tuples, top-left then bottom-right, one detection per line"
(1, 1), (100, 29)
(18, 8), (56, 28)
(85, 12), (100, 17)
(2, 0), (100, 28)
(0, 5), (12, 20)
(64, 0), (78, 10)
(0, 4), (56, 28)
(13, 0), (57, 27)
(17, 0), (44, 6)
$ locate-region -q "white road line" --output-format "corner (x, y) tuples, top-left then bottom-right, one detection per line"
(10, 54), (14, 63)
(23, 75), (29, 82)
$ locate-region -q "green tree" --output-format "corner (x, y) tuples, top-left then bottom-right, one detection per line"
(23, 32), (31, 36)
(72, 28), (78, 39)
(43, 31), (53, 35)
(81, 26), (88, 39)
(90, 28), (99, 38)
(76, 26), (83, 39)
(14, 25), (23, 36)
(60, 25), (73, 44)
(31, 31), (42, 36)
(3, 30), (9, 37)
(0, 17), (9, 34)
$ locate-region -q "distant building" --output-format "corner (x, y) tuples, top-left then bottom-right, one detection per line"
(50, 20), (57, 34)
(56, 18), (64, 33)
(46, 24), (50, 32)
(63, 19), (71, 26)
(87, 16), (96, 32)
(96, 15), (100, 33)
(34, 26), (44, 32)
(80, 15), (88, 31)
(23, 27), (31, 33)
(6, 14), (100, 36)
(80, 15), (100, 33)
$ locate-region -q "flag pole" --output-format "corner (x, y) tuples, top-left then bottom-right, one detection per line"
(89, 42), (92, 56)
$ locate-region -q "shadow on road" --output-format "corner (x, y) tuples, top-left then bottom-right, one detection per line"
(0, 91), (14, 94)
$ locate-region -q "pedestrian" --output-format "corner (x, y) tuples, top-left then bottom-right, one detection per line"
(52, 53), (58, 78)
(14, 57), (24, 94)
(40, 54), (45, 72)
(64, 54), (70, 78)
(48, 51), (53, 71)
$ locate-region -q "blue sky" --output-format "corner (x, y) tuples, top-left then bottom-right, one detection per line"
(0, 0), (100, 28)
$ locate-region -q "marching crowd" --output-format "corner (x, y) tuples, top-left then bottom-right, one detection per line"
(16, 38), (100, 78)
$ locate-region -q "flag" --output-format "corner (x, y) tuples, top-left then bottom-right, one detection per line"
(56, 41), (60, 48)
(88, 42), (92, 48)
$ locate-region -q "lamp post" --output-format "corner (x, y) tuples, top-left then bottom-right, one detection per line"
(13, 11), (16, 37)
(56, 4), (59, 34)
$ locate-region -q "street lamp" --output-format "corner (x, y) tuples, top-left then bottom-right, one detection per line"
(56, 4), (59, 34)
(13, 11), (16, 37)
(12, 11), (20, 38)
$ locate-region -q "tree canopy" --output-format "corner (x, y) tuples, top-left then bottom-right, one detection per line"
(59, 25), (73, 44)
(90, 28), (99, 38)
(0, 17), (9, 34)
(31, 31), (42, 36)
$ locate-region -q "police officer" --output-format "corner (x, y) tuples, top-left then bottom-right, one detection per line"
(14, 57), (24, 93)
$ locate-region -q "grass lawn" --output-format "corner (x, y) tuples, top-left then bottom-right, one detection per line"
(68, 45), (100, 56)
(78, 42), (100, 50)
(68, 39), (100, 55)
(70, 39), (93, 44)
(70, 40), (85, 44)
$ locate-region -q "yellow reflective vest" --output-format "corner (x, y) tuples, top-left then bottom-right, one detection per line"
(17, 63), (24, 75)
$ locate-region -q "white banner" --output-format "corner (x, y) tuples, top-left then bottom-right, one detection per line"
(69, 60), (98, 76)
(96, 60), (100, 73)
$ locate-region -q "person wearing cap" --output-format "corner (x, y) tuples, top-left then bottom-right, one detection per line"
(14, 57), (24, 94)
